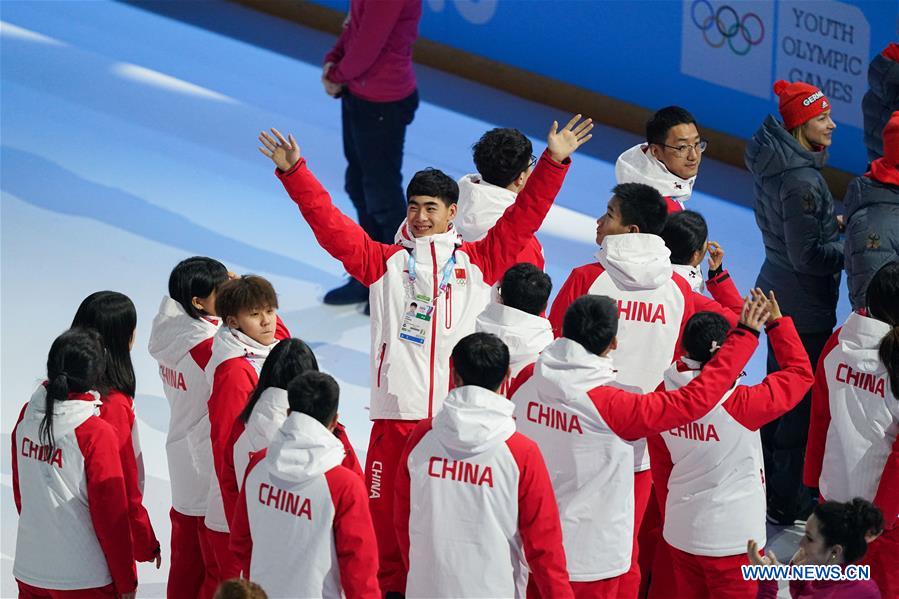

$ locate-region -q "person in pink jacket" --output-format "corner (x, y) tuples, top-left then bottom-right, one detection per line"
(750, 499), (884, 599)
(12, 328), (137, 598)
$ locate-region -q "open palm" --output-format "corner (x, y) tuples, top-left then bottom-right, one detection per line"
(259, 128), (301, 171)
(547, 114), (593, 162)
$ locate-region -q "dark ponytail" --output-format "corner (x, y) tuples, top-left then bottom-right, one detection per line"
(239, 338), (319, 424)
(682, 311), (731, 366)
(865, 261), (899, 399)
(41, 328), (106, 457)
(71, 291), (137, 397)
(813, 498), (884, 564)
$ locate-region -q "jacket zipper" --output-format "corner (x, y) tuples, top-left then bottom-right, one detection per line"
(376, 342), (386, 388)
(445, 284), (453, 329)
(428, 243), (438, 418)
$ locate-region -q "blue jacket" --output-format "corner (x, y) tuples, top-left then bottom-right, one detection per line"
(844, 175), (899, 309)
(745, 115), (842, 333)
(862, 52), (899, 162)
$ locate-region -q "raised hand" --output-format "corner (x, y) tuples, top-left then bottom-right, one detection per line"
(547, 114), (593, 163)
(739, 288), (770, 332)
(707, 241), (725, 271)
(747, 539), (779, 566)
(766, 290), (782, 323)
(259, 128), (301, 172)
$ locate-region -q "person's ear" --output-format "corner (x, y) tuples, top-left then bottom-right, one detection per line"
(627, 224), (641, 234)
(514, 170), (528, 190)
(226, 315), (239, 329)
(448, 203), (458, 220)
(648, 144), (663, 162)
(191, 296), (205, 312)
(452, 371), (464, 388)
(601, 336), (618, 356)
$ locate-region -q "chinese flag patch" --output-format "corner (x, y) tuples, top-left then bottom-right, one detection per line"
(455, 268), (466, 279)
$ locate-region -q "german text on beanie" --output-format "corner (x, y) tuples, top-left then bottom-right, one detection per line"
(773, 80), (830, 130)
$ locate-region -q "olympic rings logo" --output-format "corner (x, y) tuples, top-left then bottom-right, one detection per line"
(690, 0), (765, 56)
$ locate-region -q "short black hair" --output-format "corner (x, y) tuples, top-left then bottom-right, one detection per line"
(646, 106), (697, 145)
(660, 210), (708, 265)
(287, 371), (339, 426)
(613, 182), (668, 235)
(472, 128), (533, 188)
(562, 295), (618, 355)
(407, 168), (459, 207)
(451, 332), (510, 391)
(682, 312), (730, 364)
(168, 256), (229, 319)
(499, 263), (552, 315)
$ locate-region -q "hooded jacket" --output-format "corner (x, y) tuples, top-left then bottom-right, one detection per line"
(862, 45), (899, 162)
(615, 143), (696, 212)
(276, 152), (569, 422)
(511, 327), (758, 581)
(148, 296), (219, 516)
(648, 318), (812, 557)
(745, 114), (842, 333)
(475, 301), (553, 390)
(395, 386), (572, 599)
(12, 386), (137, 594)
(204, 325), (281, 532)
(455, 173), (544, 269)
(549, 234), (696, 471)
(220, 387), (363, 524)
(843, 175), (899, 310)
(230, 413), (379, 598)
(804, 311), (899, 528)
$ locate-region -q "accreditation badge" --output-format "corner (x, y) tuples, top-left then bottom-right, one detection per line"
(398, 295), (433, 346)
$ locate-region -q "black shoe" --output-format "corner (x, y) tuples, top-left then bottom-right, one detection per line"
(765, 502), (797, 526)
(323, 278), (368, 305)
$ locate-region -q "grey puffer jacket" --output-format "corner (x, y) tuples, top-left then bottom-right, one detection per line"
(862, 51), (899, 162)
(745, 115), (843, 333)
(844, 175), (899, 310)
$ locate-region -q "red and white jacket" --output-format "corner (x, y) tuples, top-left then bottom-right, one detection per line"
(204, 324), (287, 532)
(276, 152), (569, 422)
(455, 173), (544, 270)
(804, 311), (899, 528)
(12, 386), (137, 594)
(510, 327), (758, 581)
(148, 296), (219, 516)
(648, 318), (813, 557)
(475, 301), (553, 394)
(673, 263), (744, 325)
(615, 143), (695, 213)
(229, 413), (379, 598)
(99, 389), (159, 562)
(395, 385), (572, 598)
(220, 386), (363, 524)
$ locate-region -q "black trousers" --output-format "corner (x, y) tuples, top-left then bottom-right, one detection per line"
(761, 329), (832, 516)
(341, 89), (419, 245)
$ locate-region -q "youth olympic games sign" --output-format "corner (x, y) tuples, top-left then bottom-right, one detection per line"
(681, 0), (870, 127)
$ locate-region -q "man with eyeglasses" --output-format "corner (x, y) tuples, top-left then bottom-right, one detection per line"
(616, 106), (707, 213)
(455, 128), (546, 270)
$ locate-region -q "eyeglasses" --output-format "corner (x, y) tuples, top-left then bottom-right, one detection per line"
(529, 154), (538, 168)
(659, 140), (708, 157)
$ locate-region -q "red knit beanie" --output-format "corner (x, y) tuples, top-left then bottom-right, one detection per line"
(869, 111), (899, 186)
(773, 80), (830, 130)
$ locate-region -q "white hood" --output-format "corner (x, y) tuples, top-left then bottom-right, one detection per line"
(27, 385), (102, 438)
(394, 221), (462, 251)
(265, 412), (346, 485)
(615, 143), (695, 202)
(662, 357), (703, 390)
(432, 386), (516, 457)
(244, 387), (289, 451)
(475, 302), (553, 373)
(207, 326), (278, 384)
(672, 263), (705, 293)
(838, 312), (893, 373)
(148, 296), (220, 367)
(454, 174), (517, 242)
(597, 234), (674, 290)
(535, 338), (618, 401)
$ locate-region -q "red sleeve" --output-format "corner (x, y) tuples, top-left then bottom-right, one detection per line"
(591, 327), (760, 440)
(324, 14), (349, 65)
(276, 159), (396, 286)
(99, 392), (159, 562)
(394, 419), (433, 569)
(327, 1), (407, 84)
(756, 580), (779, 599)
(507, 362), (536, 400)
(506, 433), (573, 599)
(803, 329), (840, 489)
(705, 270), (743, 321)
(334, 422), (364, 478)
(209, 359), (257, 488)
(76, 419), (138, 594)
(873, 433), (899, 530)
(548, 264), (604, 338)
(646, 430), (673, 521)
(665, 197), (684, 213)
(275, 316), (291, 341)
(722, 318), (814, 431)
(326, 467), (381, 598)
(221, 419), (246, 525)
(230, 449), (265, 577)
(189, 337), (214, 371)
(11, 403), (27, 513)
(463, 152), (570, 286)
